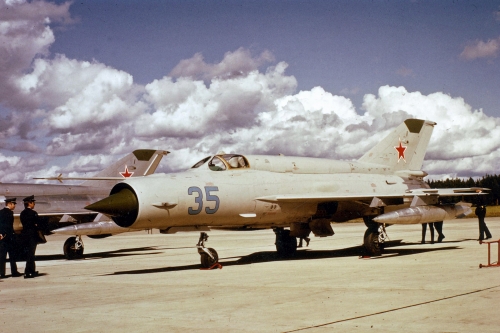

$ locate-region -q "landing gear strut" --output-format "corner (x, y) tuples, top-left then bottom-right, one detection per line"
(63, 236), (84, 260)
(274, 228), (297, 257)
(196, 232), (219, 268)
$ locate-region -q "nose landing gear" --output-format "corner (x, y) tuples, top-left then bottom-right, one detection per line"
(196, 232), (221, 269)
(63, 235), (84, 260)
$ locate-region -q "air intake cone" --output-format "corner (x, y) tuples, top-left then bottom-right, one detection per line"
(85, 188), (138, 227)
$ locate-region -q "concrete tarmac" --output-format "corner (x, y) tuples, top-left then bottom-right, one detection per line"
(1, 218), (499, 332)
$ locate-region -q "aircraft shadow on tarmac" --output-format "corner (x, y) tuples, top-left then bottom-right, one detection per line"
(36, 246), (193, 261)
(104, 239), (465, 276)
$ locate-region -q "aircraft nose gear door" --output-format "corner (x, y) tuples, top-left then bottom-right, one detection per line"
(196, 232), (220, 268)
(63, 235), (84, 260)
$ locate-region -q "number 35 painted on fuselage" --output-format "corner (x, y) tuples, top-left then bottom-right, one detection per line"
(188, 186), (220, 215)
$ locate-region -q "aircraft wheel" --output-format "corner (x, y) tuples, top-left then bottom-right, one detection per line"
(275, 229), (297, 257)
(63, 237), (84, 260)
(363, 229), (381, 256)
(363, 216), (378, 229)
(200, 247), (218, 268)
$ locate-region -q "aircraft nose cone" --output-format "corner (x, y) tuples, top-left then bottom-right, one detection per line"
(85, 187), (138, 227)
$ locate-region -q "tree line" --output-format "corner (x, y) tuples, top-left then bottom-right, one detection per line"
(427, 174), (500, 206)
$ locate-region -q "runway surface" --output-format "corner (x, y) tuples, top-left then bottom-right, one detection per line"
(1, 218), (499, 332)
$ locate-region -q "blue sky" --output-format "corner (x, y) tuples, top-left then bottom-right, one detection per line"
(51, 0), (500, 114)
(1, 0), (500, 182)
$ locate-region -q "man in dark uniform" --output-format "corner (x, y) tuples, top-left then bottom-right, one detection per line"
(421, 221), (445, 244)
(20, 195), (40, 278)
(475, 204), (492, 241)
(0, 198), (22, 278)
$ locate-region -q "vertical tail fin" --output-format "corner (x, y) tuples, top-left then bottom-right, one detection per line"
(358, 119), (436, 171)
(81, 149), (169, 187)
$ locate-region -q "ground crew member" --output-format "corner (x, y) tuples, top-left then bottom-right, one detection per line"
(20, 195), (40, 278)
(0, 198), (22, 278)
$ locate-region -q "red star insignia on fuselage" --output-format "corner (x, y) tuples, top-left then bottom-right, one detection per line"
(394, 139), (407, 163)
(120, 166), (134, 178)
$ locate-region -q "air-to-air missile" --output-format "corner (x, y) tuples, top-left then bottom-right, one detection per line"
(373, 203), (472, 225)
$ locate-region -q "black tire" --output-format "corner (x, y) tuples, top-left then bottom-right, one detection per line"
(63, 237), (84, 260)
(275, 229), (297, 257)
(363, 229), (381, 256)
(200, 247), (218, 268)
(363, 216), (378, 230)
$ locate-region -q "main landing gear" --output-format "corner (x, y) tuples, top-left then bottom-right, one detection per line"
(63, 236), (84, 260)
(274, 228), (297, 257)
(196, 232), (219, 268)
(363, 217), (386, 256)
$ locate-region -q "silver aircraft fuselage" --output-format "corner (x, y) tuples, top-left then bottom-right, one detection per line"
(104, 155), (424, 231)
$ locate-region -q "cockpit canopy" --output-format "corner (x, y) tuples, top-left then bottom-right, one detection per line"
(191, 154), (249, 171)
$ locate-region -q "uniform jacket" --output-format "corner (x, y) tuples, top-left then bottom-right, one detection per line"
(0, 207), (15, 240)
(475, 206), (486, 219)
(20, 208), (39, 237)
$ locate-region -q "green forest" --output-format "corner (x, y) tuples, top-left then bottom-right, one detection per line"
(427, 174), (500, 206)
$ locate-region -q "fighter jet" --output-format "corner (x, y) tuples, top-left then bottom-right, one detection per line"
(1, 149), (168, 259)
(86, 119), (487, 267)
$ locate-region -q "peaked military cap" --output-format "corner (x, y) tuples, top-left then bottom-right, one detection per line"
(5, 198), (17, 204)
(23, 195), (36, 202)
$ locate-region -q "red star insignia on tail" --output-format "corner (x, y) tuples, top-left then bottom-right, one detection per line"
(120, 166), (134, 178)
(394, 139), (407, 163)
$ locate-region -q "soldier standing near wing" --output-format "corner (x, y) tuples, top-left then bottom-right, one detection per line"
(0, 198), (22, 278)
(20, 195), (40, 278)
(475, 204), (492, 241)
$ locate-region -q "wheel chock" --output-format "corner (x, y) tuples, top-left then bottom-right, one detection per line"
(479, 239), (500, 268)
(200, 262), (223, 270)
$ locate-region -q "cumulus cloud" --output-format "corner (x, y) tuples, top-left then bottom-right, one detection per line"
(0, 0), (499, 183)
(460, 37), (500, 60)
(131, 69), (500, 180)
(136, 61), (296, 139)
(40, 57), (141, 133)
(169, 47), (275, 80)
(0, 154), (21, 182)
(0, 0), (73, 110)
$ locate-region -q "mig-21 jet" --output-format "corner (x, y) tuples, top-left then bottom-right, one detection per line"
(1, 149), (168, 259)
(86, 119), (487, 267)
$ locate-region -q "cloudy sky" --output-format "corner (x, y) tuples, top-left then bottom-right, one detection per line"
(1, 0), (500, 183)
